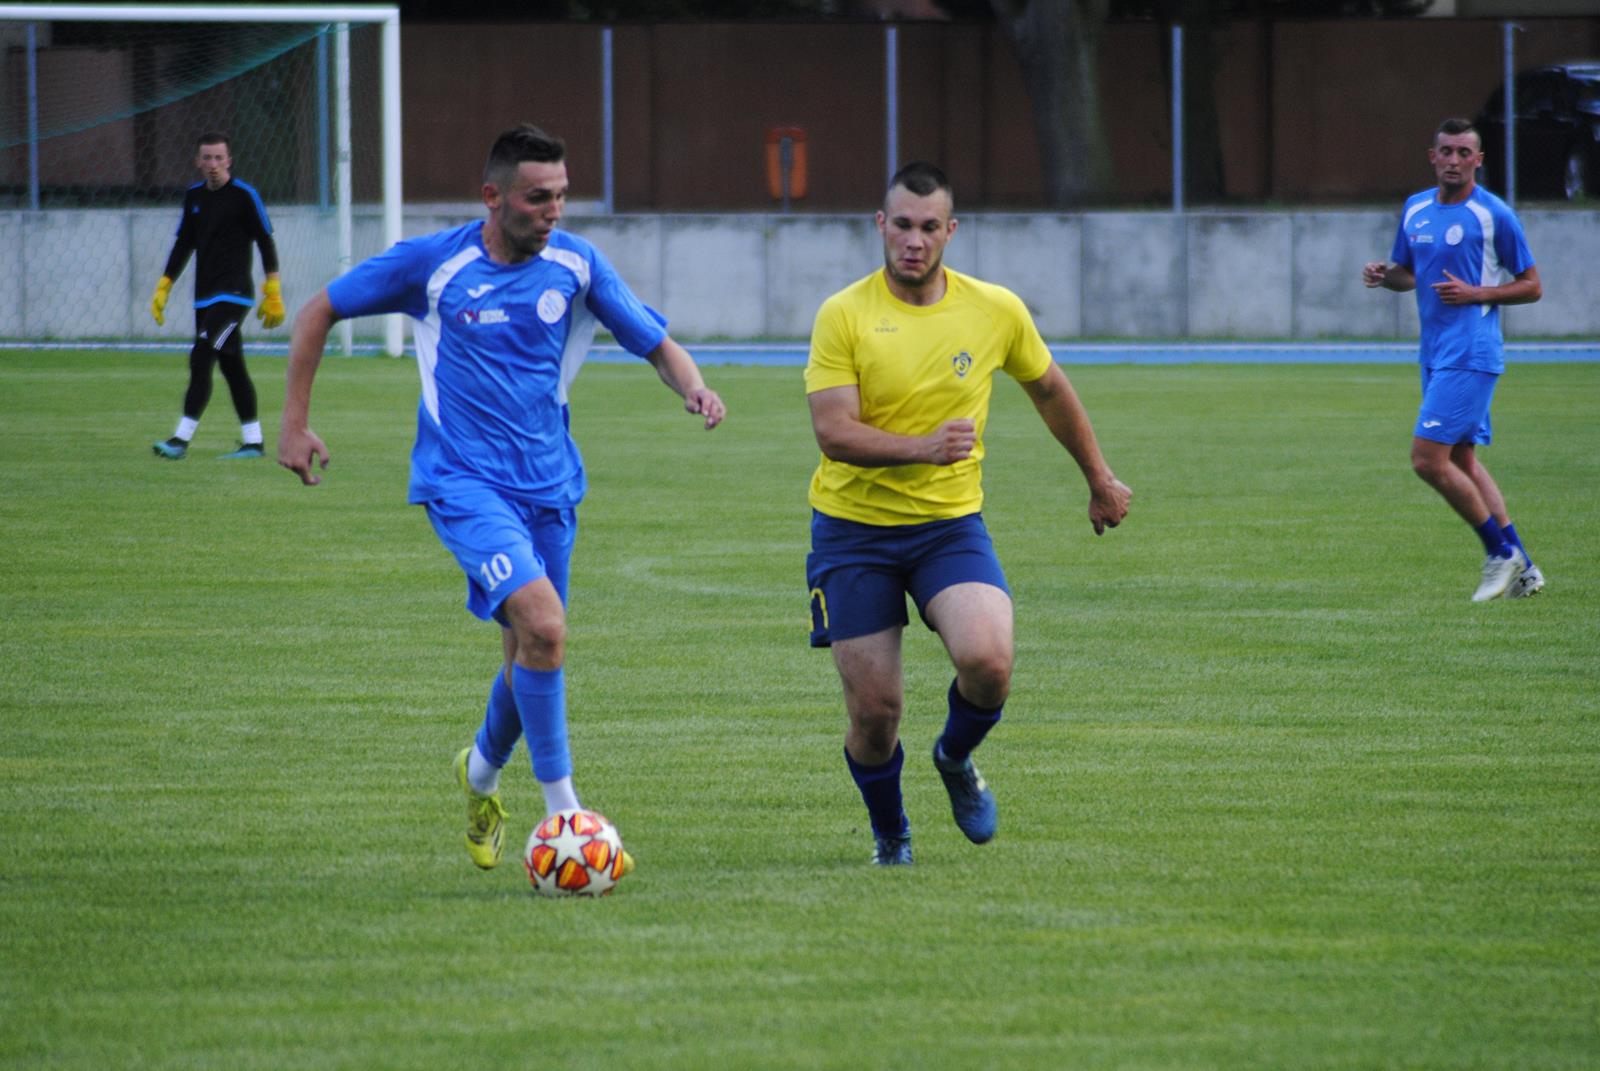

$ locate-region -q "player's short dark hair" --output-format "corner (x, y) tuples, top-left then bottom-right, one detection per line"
(197, 131), (230, 151)
(484, 124), (566, 186)
(887, 161), (953, 204)
(1435, 118), (1480, 148)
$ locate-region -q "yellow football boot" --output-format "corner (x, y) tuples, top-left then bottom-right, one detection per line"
(454, 746), (508, 869)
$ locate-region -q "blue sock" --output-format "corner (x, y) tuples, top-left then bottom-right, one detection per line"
(512, 664), (571, 783)
(936, 678), (1003, 765)
(845, 742), (908, 839)
(1473, 516), (1512, 559)
(473, 670), (520, 769)
(1503, 522), (1532, 567)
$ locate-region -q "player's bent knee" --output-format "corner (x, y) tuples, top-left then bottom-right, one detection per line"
(955, 644), (1013, 689)
(1410, 447), (1447, 481)
(959, 669), (1011, 710)
(501, 588), (567, 666)
(849, 712), (902, 756)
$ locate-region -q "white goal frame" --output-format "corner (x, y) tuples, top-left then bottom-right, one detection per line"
(0, 2), (404, 355)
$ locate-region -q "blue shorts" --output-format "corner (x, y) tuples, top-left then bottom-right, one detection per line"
(806, 511), (1009, 648)
(423, 487), (577, 625)
(1416, 366), (1497, 445)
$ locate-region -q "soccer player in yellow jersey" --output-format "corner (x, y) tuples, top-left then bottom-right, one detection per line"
(805, 162), (1132, 866)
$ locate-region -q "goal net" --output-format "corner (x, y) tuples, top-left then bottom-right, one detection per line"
(0, 4), (401, 353)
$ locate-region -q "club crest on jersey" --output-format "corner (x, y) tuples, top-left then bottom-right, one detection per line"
(1445, 224), (1464, 246)
(950, 351), (973, 378)
(537, 289), (568, 324)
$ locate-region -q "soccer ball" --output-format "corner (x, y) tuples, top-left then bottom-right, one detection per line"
(523, 809), (626, 897)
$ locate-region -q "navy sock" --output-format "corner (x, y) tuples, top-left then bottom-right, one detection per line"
(1503, 522), (1532, 567)
(1473, 516), (1512, 559)
(845, 742), (908, 839)
(936, 678), (1003, 765)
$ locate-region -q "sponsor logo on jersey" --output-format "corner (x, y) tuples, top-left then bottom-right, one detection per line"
(950, 351), (973, 378)
(1412, 233), (1435, 245)
(873, 318), (897, 334)
(459, 308), (510, 325)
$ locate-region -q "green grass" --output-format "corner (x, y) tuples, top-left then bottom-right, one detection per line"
(2, 351), (1597, 1070)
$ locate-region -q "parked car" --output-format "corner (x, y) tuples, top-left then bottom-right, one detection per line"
(1475, 62), (1600, 201)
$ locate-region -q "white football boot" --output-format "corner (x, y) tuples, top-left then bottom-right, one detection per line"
(1471, 551), (1525, 603)
(1507, 561), (1545, 598)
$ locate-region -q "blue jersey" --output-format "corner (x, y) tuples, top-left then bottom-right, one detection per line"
(1389, 185), (1535, 374)
(327, 223), (667, 506)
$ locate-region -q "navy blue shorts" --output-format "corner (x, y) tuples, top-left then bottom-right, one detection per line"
(806, 511), (1009, 648)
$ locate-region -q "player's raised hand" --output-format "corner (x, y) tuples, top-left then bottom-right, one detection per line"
(277, 425), (330, 486)
(684, 386), (726, 430)
(926, 418), (976, 465)
(1088, 476), (1132, 535)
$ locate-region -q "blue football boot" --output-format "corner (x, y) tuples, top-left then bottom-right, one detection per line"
(933, 742), (997, 844)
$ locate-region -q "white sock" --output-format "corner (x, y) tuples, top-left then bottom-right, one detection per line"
(240, 420), (263, 446)
(466, 745), (500, 796)
(175, 416), (199, 441)
(540, 777), (580, 815)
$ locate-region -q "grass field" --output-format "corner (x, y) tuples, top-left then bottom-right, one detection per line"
(2, 350), (1597, 1070)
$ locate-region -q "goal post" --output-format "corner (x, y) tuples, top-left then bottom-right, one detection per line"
(0, 3), (404, 356)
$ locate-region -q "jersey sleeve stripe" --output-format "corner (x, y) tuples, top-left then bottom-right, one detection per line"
(234, 180), (274, 233)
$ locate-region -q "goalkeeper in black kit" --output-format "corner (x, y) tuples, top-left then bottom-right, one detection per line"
(150, 132), (285, 460)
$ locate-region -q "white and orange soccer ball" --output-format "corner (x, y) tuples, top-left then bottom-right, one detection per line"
(523, 809), (627, 897)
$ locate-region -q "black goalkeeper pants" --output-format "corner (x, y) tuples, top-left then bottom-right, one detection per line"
(182, 302), (257, 424)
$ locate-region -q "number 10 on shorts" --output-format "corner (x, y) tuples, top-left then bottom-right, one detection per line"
(480, 552), (514, 591)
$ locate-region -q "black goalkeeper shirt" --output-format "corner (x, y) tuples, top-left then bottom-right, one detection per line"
(162, 178), (279, 307)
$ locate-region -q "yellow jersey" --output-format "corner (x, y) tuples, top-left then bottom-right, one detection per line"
(804, 268), (1054, 526)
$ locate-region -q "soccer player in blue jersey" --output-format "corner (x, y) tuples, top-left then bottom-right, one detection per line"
(277, 124), (725, 873)
(805, 162), (1131, 866)
(150, 133), (285, 460)
(1364, 118), (1545, 602)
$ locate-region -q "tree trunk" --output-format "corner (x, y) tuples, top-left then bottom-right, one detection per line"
(990, 0), (1114, 206)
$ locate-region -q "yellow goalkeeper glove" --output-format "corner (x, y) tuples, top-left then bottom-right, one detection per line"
(149, 276), (173, 326)
(256, 277), (285, 330)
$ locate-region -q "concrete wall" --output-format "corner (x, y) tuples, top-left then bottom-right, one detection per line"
(2, 206), (1594, 343)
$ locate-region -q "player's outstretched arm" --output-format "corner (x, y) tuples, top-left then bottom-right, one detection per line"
(278, 289), (338, 486)
(643, 337), (725, 429)
(1019, 363), (1131, 535)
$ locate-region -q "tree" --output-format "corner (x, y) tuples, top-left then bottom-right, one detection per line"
(988, 0), (1116, 206)
(960, 0), (1433, 205)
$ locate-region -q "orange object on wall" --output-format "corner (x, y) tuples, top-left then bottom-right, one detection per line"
(765, 127), (808, 201)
